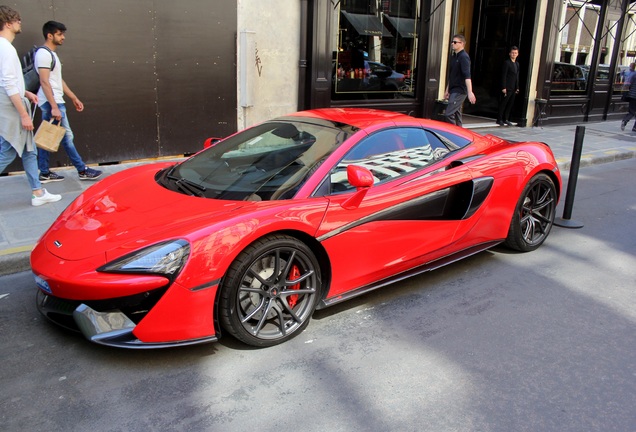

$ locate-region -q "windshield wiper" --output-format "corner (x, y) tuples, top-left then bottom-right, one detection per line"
(167, 174), (207, 197)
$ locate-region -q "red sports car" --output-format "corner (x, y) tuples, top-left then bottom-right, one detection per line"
(32, 108), (561, 348)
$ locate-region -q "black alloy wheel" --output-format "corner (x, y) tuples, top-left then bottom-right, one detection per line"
(505, 173), (557, 252)
(219, 234), (321, 347)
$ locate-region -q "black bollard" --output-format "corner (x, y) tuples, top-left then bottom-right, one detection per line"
(554, 125), (585, 229)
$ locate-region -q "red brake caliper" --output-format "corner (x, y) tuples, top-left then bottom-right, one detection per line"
(287, 265), (301, 308)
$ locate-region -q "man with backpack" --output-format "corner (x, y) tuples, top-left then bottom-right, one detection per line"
(35, 20), (102, 182)
(0, 5), (62, 206)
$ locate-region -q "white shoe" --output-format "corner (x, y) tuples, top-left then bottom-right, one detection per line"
(32, 188), (62, 207)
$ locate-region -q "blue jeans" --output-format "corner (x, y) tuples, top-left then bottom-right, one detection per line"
(0, 135), (42, 190)
(38, 102), (86, 173)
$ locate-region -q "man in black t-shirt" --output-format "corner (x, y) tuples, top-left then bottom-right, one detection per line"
(444, 34), (476, 127)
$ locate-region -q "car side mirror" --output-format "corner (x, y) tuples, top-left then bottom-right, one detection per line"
(347, 165), (373, 189)
(203, 137), (222, 149)
(341, 165), (373, 209)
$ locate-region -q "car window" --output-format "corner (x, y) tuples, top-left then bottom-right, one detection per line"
(167, 120), (348, 201)
(426, 128), (471, 149)
(328, 128), (450, 193)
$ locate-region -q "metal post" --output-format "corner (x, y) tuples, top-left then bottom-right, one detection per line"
(297, 0), (309, 111)
(554, 125), (585, 228)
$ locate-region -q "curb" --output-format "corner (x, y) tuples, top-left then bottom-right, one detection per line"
(0, 250), (32, 277)
(556, 148), (635, 171)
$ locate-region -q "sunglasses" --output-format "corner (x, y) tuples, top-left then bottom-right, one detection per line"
(451, 40), (462, 44)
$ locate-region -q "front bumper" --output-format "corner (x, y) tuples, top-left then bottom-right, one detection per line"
(36, 288), (218, 349)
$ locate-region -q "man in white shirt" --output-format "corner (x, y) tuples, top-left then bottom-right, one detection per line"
(35, 20), (102, 182)
(0, 5), (61, 206)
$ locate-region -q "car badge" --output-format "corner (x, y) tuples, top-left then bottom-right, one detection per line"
(54, 240), (62, 248)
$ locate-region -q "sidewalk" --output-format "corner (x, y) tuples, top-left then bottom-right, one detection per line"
(1, 120), (634, 276)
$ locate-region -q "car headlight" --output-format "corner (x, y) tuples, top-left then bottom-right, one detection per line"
(99, 240), (190, 277)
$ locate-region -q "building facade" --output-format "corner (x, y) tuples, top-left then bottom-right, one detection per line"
(9, 0), (244, 171)
(6, 0), (635, 172)
(299, 0), (636, 127)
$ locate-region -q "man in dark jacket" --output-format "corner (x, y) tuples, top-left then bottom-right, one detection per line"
(497, 46), (520, 126)
(620, 76), (636, 132)
(444, 34), (476, 127)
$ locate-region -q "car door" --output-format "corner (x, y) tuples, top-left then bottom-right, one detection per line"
(315, 127), (476, 297)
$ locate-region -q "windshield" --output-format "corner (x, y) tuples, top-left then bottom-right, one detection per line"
(163, 119), (350, 201)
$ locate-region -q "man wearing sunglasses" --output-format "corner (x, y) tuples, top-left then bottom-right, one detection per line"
(444, 34), (476, 127)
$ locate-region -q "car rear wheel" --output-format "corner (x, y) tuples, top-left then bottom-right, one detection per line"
(219, 234), (321, 347)
(505, 173), (557, 252)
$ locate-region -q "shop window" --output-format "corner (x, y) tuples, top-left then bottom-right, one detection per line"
(614, 6), (636, 95)
(332, 0), (420, 101)
(552, 62), (587, 93)
(551, 0), (636, 97)
(551, 1), (601, 96)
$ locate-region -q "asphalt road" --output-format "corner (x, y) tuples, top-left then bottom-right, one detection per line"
(1, 159), (635, 432)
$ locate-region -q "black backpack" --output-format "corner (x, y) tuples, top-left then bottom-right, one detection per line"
(22, 45), (56, 93)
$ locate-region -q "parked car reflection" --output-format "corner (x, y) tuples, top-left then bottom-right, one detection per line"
(579, 64), (630, 82)
(333, 60), (410, 99)
(551, 62), (586, 92)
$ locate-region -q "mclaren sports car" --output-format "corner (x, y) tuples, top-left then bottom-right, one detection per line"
(31, 108), (561, 348)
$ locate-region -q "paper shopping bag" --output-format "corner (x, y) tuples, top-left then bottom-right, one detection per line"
(34, 119), (65, 152)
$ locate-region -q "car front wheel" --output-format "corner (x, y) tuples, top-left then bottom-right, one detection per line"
(505, 173), (557, 252)
(219, 234), (321, 347)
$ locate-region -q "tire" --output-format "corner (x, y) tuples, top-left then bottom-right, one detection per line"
(504, 173), (557, 252)
(219, 234), (322, 347)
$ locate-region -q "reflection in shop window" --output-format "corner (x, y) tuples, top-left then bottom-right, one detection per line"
(611, 8), (636, 96)
(551, 0), (636, 97)
(332, 0), (420, 101)
(551, 0), (601, 95)
(552, 62), (587, 93)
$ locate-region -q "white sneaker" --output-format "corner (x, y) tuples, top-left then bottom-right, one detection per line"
(32, 188), (62, 207)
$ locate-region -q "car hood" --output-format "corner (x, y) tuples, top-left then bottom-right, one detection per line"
(41, 164), (246, 261)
